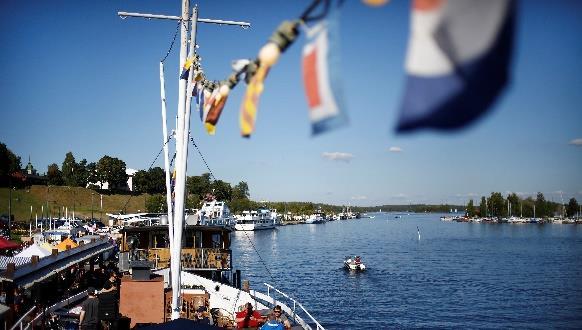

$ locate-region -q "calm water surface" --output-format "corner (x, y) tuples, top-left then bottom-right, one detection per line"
(231, 213), (582, 329)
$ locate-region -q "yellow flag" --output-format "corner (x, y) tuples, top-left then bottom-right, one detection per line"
(240, 63), (272, 138)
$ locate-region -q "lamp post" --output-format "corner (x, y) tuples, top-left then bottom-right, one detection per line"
(91, 193), (94, 221)
(8, 185), (12, 237)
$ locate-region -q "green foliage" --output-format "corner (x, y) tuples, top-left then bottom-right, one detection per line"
(479, 196), (487, 216)
(0, 142), (21, 177)
(186, 173), (212, 197)
(566, 198), (579, 217)
(535, 192), (548, 218)
(507, 192), (519, 216)
(146, 194), (167, 213)
(466, 199), (475, 217)
(232, 181), (250, 200)
(133, 167), (165, 194)
(489, 192), (505, 217)
(86, 162), (98, 186)
(47, 163), (64, 185)
(62, 152), (76, 186)
(211, 180), (232, 202)
(96, 155), (128, 190)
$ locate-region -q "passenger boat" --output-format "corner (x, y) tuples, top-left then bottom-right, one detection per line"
(117, 205), (321, 329)
(344, 256), (366, 271)
(234, 208), (276, 231)
(305, 213), (325, 224)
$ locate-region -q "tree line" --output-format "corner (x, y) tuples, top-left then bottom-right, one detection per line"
(466, 192), (580, 218)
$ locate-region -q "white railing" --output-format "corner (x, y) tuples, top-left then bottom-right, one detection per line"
(248, 283), (324, 330)
(9, 306), (36, 330)
(27, 290), (88, 329)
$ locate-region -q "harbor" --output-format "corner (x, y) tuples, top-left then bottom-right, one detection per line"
(1, 0), (581, 329)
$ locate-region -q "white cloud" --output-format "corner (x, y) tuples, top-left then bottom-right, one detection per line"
(351, 195), (367, 200)
(393, 193), (408, 200)
(569, 138), (582, 146)
(388, 146), (402, 153)
(322, 152), (353, 162)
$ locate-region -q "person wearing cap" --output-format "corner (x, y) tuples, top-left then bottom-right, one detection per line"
(193, 305), (211, 324)
(271, 305), (291, 329)
(79, 287), (99, 330)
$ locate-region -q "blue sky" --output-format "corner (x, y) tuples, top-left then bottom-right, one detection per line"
(1, 0), (581, 206)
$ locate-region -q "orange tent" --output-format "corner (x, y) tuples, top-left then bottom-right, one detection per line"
(56, 237), (78, 251)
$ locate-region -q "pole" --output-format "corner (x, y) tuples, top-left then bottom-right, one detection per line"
(91, 193), (94, 221)
(160, 62), (175, 271)
(117, 2), (250, 321)
(169, 0), (190, 319)
(8, 186), (12, 237)
(100, 194), (103, 222)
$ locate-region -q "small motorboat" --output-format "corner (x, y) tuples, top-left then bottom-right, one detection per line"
(344, 255), (366, 271)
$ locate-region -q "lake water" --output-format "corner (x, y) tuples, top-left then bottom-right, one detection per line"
(231, 213), (582, 329)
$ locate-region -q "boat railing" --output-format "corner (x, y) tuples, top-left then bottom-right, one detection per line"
(28, 290), (87, 330)
(9, 305), (36, 330)
(145, 247), (231, 270)
(248, 283), (324, 330)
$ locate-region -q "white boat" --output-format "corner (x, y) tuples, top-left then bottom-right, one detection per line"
(235, 208), (276, 231)
(192, 199), (235, 227)
(344, 256), (366, 271)
(305, 213), (325, 224)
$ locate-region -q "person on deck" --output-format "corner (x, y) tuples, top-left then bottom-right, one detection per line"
(79, 287), (99, 330)
(194, 306), (211, 324)
(260, 312), (284, 330)
(236, 302), (263, 329)
(272, 305), (291, 329)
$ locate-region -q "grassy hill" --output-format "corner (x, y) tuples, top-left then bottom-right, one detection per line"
(0, 185), (151, 222)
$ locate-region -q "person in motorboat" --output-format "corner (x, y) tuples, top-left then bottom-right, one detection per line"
(236, 302), (263, 329)
(272, 305), (291, 329)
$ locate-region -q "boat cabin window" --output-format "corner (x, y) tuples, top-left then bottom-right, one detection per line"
(212, 233), (221, 248)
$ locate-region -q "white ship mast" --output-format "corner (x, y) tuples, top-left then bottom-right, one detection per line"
(118, 1), (249, 319)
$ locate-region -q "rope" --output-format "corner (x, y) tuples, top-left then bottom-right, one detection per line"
(189, 136), (216, 181)
(120, 135), (173, 213)
(160, 20), (182, 63)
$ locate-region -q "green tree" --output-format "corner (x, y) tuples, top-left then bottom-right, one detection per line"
(96, 155), (128, 190)
(522, 197), (535, 218)
(211, 180), (232, 202)
(535, 192), (548, 218)
(466, 199), (475, 217)
(74, 159), (89, 187)
(132, 170), (149, 193)
(186, 194), (201, 210)
(489, 192), (505, 217)
(62, 152), (77, 186)
(566, 198), (579, 218)
(47, 163), (64, 185)
(86, 162), (98, 187)
(232, 181), (250, 200)
(0, 142), (21, 177)
(479, 196), (487, 217)
(507, 192), (520, 216)
(147, 167), (166, 194)
(145, 194), (167, 212)
(186, 173), (212, 198)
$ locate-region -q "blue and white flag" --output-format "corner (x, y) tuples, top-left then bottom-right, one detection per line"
(396, 0), (515, 132)
(301, 8), (348, 135)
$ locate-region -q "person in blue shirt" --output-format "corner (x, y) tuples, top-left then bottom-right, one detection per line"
(260, 312), (284, 330)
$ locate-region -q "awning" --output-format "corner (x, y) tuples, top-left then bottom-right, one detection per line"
(0, 238), (114, 289)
